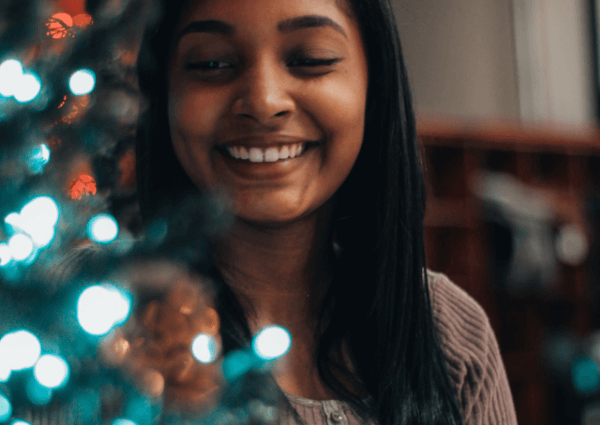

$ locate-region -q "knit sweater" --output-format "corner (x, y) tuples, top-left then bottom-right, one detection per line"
(280, 270), (518, 425)
(15, 247), (518, 425)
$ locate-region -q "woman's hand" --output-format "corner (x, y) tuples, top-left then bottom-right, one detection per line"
(99, 261), (224, 412)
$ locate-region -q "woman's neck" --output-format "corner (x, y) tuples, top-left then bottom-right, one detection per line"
(214, 199), (335, 337)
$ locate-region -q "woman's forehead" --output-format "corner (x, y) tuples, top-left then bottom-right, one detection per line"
(176, 0), (351, 33)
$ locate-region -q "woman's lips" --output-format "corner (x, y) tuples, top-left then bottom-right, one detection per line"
(214, 142), (319, 180)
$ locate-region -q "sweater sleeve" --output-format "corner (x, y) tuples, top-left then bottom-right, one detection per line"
(426, 270), (519, 425)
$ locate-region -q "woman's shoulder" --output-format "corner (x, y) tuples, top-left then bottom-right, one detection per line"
(425, 268), (493, 365)
(425, 269), (518, 424)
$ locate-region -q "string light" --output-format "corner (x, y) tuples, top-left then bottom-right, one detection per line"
(87, 214), (119, 244)
(7, 234), (34, 262)
(14, 72), (41, 103)
(77, 284), (131, 336)
(191, 333), (218, 364)
(0, 394), (11, 422)
(252, 325), (291, 361)
(69, 69), (96, 96)
(0, 330), (41, 371)
(28, 144), (51, 174)
(0, 244), (11, 266)
(0, 59), (23, 98)
(34, 354), (69, 389)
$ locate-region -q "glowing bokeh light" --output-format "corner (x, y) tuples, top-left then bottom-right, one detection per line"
(8, 234), (34, 261)
(112, 419), (137, 425)
(0, 363), (10, 382)
(253, 326), (291, 360)
(47, 13), (73, 39)
(77, 284), (131, 336)
(14, 72), (41, 103)
(0, 394), (11, 422)
(21, 196), (59, 228)
(0, 330), (41, 371)
(222, 350), (257, 383)
(0, 59), (23, 98)
(34, 355), (69, 389)
(572, 357), (600, 395)
(11, 421), (32, 425)
(70, 174), (97, 199)
(192, 333), (218, 364)
(87, 214), (118, 244)
(28, 144), (50, 174)
(25, 378), (52, 406)
(69, 69), (95, 96)
(0, 244), (11, 266)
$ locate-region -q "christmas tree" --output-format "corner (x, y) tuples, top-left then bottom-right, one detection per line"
(0, 1), (292, 423)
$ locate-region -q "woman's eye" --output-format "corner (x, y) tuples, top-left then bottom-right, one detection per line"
(184, 58), (340, 72)
(288, 57), (341, 67)
(184, 61), (231, 71)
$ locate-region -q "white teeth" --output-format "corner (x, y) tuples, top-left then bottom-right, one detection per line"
(249, 147), (264, 162)
(225, 143), (307, 162)
(279, 145), (290, 159)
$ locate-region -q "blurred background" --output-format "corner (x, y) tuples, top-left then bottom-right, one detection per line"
(394, 0), (600, 423)
(10, 0), (600, 423)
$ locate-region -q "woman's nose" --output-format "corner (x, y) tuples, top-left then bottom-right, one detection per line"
(232, 58), (295, 125)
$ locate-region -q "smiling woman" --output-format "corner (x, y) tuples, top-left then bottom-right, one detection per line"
(135, 0), (519, 424)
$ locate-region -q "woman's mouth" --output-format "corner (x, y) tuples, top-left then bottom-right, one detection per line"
(216, 142), (320, 163)
(214, 141), (321, 180)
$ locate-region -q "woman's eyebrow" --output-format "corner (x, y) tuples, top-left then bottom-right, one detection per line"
(176, 14), (348, 44)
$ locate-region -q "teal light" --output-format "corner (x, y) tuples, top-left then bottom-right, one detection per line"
(0, 393), (11, 422)
(0, 330), (41, 371)
(191, 333), (218, 364)
(111, 419), (137, 425)
(28, 144), (50, 174)
(34, 354), (69, 389)
(0, 59), (23, 98)
(25, 378), (52, 406)
(572, 357), (600, 395)
(87, 214), (118, 244)
(69, 69), (95, 96)
(0, 244), (11, 267)
(14, 72), (41, 103)
(222, 350), (259, 383)
(77, 284), (131, 336)
(252, 325), (291, 360)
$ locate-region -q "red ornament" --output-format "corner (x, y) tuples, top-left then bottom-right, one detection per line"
(70, 174), (97, 199)
(46, 13), (73, 39)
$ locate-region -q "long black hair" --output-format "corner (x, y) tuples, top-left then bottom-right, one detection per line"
(135, 0), (465, 424)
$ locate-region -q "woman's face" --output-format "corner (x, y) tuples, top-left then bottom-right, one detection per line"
(167, 0), (368, 224)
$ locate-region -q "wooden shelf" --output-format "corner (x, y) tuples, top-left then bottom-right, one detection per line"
(417, 115), (600, 425)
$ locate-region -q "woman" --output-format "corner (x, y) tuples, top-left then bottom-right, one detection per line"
(135, 0), (519, 424)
